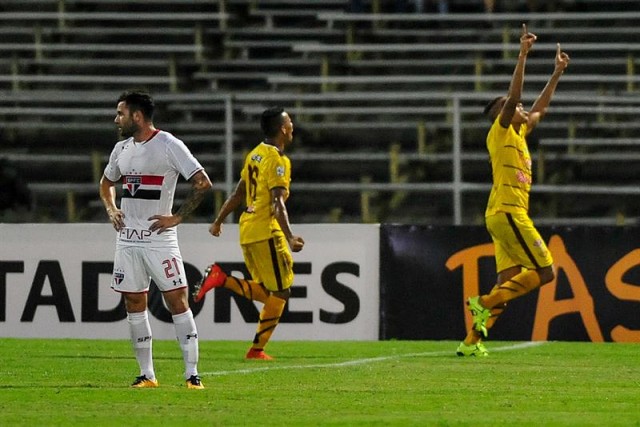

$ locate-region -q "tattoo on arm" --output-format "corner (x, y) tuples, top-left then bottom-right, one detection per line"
(176, 172), (211, 219)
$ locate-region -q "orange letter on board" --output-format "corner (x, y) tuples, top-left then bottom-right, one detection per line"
(605, 249), (640, 342)
(532, 235), (604, 342)
(446, 243), (494, 333)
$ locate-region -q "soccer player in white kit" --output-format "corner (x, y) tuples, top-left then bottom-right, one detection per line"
(99, 90), (212, 389)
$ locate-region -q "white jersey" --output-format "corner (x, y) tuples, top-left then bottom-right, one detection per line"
(103, 130), (203, 248)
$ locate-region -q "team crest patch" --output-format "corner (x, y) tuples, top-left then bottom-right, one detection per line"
(533, 239), (548, 257)
(113, 270), (125, 286)
(125, 176), (142, 196)
(276, 166), (285, 177)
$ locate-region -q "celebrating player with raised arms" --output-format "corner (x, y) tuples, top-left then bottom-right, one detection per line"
(457, 25), (570, 357)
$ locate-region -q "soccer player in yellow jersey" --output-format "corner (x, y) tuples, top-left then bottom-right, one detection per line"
(457, 25), (570, 357)
(194, 107), (304, 360)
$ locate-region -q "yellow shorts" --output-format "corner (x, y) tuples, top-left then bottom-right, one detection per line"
(485, 211), (553, 273)
(241, 233), (294, 292)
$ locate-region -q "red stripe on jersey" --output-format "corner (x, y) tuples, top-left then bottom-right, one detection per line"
(140, 175), (164, 185)
(123, 175), (165, 185)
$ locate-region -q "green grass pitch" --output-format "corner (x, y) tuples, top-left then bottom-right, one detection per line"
(1, 339), (639, 426)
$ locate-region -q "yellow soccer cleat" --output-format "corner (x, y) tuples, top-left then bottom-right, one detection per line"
(186, 375), (205, 389)
(131, 375), (159, 388)
(467, 296), (491, 338)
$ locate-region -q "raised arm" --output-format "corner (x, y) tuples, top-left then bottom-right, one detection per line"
(209, 178), (246, 237)
(499, 24), (537, 128)
(526, 43), (570, 134)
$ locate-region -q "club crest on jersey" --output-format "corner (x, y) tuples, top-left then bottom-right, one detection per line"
(113, 270), (125, 286)
(276, 166), (285, 177)
(251, 154), (263, 163)
(125, 176), (142, 196)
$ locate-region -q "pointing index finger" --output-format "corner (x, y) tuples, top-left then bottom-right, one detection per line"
(522, 23), (527, 36)
(556, 42), (561, 55)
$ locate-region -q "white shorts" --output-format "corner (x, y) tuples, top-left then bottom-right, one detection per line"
(111, 245), (188, 293)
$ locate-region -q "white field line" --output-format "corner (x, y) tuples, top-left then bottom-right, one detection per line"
(200, 341), (546, 377)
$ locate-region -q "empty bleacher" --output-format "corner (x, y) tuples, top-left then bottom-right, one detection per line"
(1, 0), (640, 225)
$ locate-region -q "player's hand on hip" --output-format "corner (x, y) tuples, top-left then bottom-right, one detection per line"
(108, 209), (125, 231)
(289, 235), (305, 252)
(148, 214), (180, 234)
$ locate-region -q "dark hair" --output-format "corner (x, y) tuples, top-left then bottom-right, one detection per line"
(118, 90), (155, 121)
(260, 106), (285, 138)
(483, 96), (505, 119)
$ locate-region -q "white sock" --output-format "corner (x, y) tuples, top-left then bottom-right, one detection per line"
(172, 309), (199, 379)
(127, 311), (155, 380)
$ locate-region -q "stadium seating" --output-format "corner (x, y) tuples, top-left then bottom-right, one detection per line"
(1, 0), (640, 225)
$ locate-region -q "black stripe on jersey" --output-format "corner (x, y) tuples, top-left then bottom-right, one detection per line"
(503, 144), (524, 154)
(505, 213), (541, 269)
(122, 189), (161, 200)
(503, 183), (525, 189)
(268, 238), (284, 291)
(502, 164), (531, 175)
(501, 202), (527, 209)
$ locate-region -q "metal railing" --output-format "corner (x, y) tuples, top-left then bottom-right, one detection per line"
(5, 91), (640, 224)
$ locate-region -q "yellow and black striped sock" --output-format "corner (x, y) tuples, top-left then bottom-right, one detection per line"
(224, 276), (269, 304)
(481, 269), (540, 309)
(485, 301), (507, 330)
(251, 294), (287, 350)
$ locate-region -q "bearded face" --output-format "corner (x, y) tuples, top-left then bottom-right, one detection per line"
(114, 101), (140, 139)
(118, 114), (139, 139)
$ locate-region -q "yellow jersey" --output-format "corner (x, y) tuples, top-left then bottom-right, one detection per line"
(239, 142), (291, 244)
(485, 116), (532, 217)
